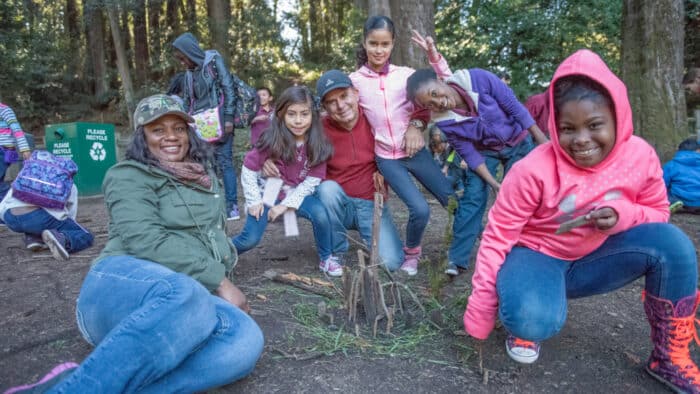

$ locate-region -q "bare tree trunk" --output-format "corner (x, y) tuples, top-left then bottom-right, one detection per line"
(621, 0), (687, 161)
(206, 0), (230, 59)
(185, 0), (198, 36)
(107, 5), (135, 129)
(368, 0), (390, 17)
(389, 0), (434, 69)
(133, 0), (149, 87)
(64, 0), (82, 89)
(148, 0), (163, 80)
(84, 0), (108, 98)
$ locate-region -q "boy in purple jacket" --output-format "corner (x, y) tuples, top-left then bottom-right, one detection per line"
(407, 68), (547, 276)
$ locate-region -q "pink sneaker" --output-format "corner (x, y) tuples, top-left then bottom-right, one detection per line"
(319, 255), (343, 277)
(5, 362), (78, 393)
(400, 246), (422, 276)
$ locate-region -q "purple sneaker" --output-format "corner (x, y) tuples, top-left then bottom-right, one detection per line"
(24, 234), (48, 252)
(4, 362), (78, 393)
(227, 205), (241, 221)
(41, 230), (69, 261)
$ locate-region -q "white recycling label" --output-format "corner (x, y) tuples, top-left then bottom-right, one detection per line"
(89, 142), (107, 161)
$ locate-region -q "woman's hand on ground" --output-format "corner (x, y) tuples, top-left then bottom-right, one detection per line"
(216, 278), (251, 313)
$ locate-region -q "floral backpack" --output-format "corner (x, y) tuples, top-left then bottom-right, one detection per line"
(11, 150), (78, 209)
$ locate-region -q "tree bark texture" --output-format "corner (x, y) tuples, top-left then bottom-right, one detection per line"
(206, 0), (230, 59)
(84, 0), (108, 98)
(133, 0), (149, 87)
(107, 5), (135, 129)
(368, 0), (391, 17)
(621, 0), (687, 160)
(389, 0), (434, 69)
(148, 0), (163, 80)
(64, 0), (81, 86)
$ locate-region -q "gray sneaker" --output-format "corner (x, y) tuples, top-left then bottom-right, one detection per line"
(42, 230), (69, 261)
(445, 262), (460, 276)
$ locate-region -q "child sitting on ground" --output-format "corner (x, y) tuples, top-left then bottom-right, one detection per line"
(232, 86), (342, 276)
(0, 182), (93, 260)
(663, 137), (700, 214)
(463, 49), (700, 393)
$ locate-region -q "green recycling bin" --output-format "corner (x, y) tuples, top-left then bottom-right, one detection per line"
(44, 122), (117, 195)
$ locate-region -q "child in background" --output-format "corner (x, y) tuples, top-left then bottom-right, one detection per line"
(349, 15), (455, 276)
(406, 65), (547, 277)
(0, 102), (31, 200)
(463, 49), (700, 393)
(232, 86), (341, 276)
(663, 137), (700, 214)
(428, 127), (466, 194)
(0, 183), (94, 260)
(250, 87), (274, 145)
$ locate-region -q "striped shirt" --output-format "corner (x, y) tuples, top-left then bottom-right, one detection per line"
(0, 103), (29, 151)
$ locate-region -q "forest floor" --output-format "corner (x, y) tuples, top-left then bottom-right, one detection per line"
(1, 131), (699, 393)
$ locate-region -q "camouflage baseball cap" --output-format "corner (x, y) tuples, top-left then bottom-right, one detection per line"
(133, 94), (194, 130)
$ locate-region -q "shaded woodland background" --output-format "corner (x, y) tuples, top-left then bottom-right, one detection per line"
(0, 0), (698, 159)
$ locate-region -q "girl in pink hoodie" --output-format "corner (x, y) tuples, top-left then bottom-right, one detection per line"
(349, 15), (453, 276)
(464, 49), (700, 392)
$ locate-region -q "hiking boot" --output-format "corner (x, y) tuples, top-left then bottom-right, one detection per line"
(24, 233), (47, 252)
(4, 362), (78, 393)
(643, 290), (700, 393)
(227, 205), (241, 221)
(400, 246), (422, 276)
(506, 333), (541, 364)
(445, 262), (461, 277)
(320, 255), (343, 277)
(42, 230), (69, 261)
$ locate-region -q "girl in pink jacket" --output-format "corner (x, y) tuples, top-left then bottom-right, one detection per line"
(464, 49), (700, 393)
(349, 15), (453, 276)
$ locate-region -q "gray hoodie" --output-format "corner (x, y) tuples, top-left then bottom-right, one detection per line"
(172, 33), (235, 125)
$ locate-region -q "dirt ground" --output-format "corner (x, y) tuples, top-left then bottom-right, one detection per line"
(1, 148), (700, 392)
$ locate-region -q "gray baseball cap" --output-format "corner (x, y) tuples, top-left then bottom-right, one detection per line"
(316, 70), (353, 100)
(133, 94), (194, 130)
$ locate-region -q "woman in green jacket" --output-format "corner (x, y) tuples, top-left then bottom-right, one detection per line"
(6, 94), (263, 394)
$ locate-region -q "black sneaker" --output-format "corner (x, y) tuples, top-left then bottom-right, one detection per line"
(42, 230), (69, 261)
(24, 234), (48, 252)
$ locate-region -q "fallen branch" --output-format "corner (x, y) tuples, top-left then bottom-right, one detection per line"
(263, 269), (337, 299)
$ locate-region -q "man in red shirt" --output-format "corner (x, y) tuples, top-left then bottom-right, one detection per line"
(315, 70), (404, 270)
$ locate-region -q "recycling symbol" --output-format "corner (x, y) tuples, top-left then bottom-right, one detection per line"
(89, 142), (107, 161)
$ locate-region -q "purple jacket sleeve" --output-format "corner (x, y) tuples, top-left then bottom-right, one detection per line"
(471, 69), (535, 131)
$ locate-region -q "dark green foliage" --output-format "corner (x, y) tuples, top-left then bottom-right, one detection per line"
(435, 0), (622, 100)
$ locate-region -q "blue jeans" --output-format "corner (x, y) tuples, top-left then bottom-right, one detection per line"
(50, 256), (264, 393)
(376, 147), (454, 248)
(213, 133), (238, 211)
(232, 195), (333, 261)
(3, 209), (93, 252)
(449, 136), (534, 268)
(316, 181), (404, 271)
(496, 223), (698, 342)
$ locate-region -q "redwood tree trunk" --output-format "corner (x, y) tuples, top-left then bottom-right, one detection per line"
(389, 0), (434, 69)
(107, 5), (135, 129)
(207, 0), (230, 59)
(133, 0), (149, 87)
(621, 0), (687, 160)
(84, 0), (108, 98)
